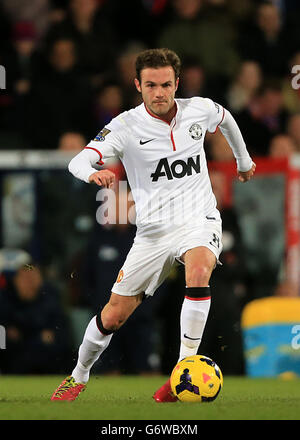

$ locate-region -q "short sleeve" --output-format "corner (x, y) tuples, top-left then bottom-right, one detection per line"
(85, 115), (127, 165)
(204, 98), (225, 133)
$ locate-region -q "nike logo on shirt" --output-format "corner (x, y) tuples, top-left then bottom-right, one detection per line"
(140, 139), (155, 145)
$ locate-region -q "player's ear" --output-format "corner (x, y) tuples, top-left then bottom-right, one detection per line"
(175, 77), (179, 92)
(134, 78), (141, 92)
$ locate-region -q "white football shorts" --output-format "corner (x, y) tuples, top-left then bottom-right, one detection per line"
(111, 217), (222, 297)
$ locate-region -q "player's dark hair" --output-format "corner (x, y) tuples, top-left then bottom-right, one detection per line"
(135, 48), (181, 82)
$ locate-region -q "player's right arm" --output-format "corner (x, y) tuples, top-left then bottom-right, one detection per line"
(68, 148), (116, 188)
(68, 118), (126, 187)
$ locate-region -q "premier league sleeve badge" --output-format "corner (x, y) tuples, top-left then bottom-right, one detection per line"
(94, 128), (111, 142)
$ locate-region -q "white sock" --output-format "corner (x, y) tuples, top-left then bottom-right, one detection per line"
(178, 294), (211, 362)
(72, 316), (113, 383)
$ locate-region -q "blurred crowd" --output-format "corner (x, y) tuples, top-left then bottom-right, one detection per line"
(0, 0), (300, 158)
(0, 0), (300, 377)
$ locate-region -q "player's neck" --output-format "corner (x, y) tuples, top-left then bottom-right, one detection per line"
(145, 102), (177, 125)
(163, 103), (177, 124)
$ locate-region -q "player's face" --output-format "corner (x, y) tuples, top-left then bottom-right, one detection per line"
(135, 66), (179, 119)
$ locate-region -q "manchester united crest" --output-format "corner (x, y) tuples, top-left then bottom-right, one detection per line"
(116, 269), (124, 283)
(189, 123), (203, 140)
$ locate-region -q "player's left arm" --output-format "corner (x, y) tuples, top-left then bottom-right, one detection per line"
(218, 109), (256, 183)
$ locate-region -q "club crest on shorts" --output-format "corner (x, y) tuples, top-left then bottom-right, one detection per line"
(94, 128), (111, 142)
(189, 123), (203, 140)
(116, 269), (124, 283)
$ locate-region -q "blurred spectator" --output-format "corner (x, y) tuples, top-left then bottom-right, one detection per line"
(37, 169), (100, 276)
(1, 0), (51, 39)
(57, 131), (86, 152)
(268, 134), (296, 158)
(25, 37), (93, 149)
(93, 81), (124, 130)
(48, 37), (76, 72)
(0, 249), (71, 374)
(45, 0), (118, 80)
(226, 60), (262, 112)
(81, 185), (136, 313)
(0, 3), (11, 54)
(158, 0), (240, 83)
(8, 22), (40, 95)
(286, 113), (300, 152)
(282, 51), (300, 114)
(238, 2), (290, 78)
(112, 0), (171, 47)
(281, 1), (300, 59)
(178, 57), (209, 98)
(213, 0), (254, 22)
(116, 42), (146, 109)
(234, 81), (289, 156)
(0, 21), (42, 145)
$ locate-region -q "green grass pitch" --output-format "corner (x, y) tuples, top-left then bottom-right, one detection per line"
(0, 375), (299, 420)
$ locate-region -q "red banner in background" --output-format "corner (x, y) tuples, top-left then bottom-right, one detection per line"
(208, 157), (300, 293)
(286, 166), (300, 288)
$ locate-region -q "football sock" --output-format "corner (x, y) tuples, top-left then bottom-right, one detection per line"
(178, 287), (211, 362)
(72, 315), (113, 384)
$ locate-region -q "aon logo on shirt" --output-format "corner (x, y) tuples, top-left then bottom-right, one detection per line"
(151, 155), (200, 182)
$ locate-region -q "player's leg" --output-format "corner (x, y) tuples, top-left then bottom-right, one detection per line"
(178, 246), (216, 361)
(51, 292), (144, 401)
(71, 292), (144, 384)
(153, 246), (216, 403)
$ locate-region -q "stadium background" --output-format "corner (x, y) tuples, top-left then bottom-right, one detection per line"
(0, 0), (299, 378)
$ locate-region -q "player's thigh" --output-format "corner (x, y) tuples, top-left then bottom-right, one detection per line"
(177, 219), (222, 286)
(111, 238), (173, 297)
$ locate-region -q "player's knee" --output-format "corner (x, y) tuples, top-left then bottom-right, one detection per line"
(186, 264), (211, 287)
(101, 301), (135, 332)
(101, 310), (127, 332)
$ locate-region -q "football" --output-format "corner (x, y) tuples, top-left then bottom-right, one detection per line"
(170, 355), (223, 402)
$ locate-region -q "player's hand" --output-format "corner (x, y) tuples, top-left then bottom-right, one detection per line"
(237, 162), (256, 183)
(88, 169), (115, 188)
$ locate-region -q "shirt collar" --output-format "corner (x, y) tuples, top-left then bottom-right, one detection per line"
(143, 100), (179, 126)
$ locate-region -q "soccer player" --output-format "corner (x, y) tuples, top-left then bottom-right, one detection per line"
(51, 48), (255, 402)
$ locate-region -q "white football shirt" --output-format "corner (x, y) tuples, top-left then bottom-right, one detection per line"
(71, 97), (252, 237)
